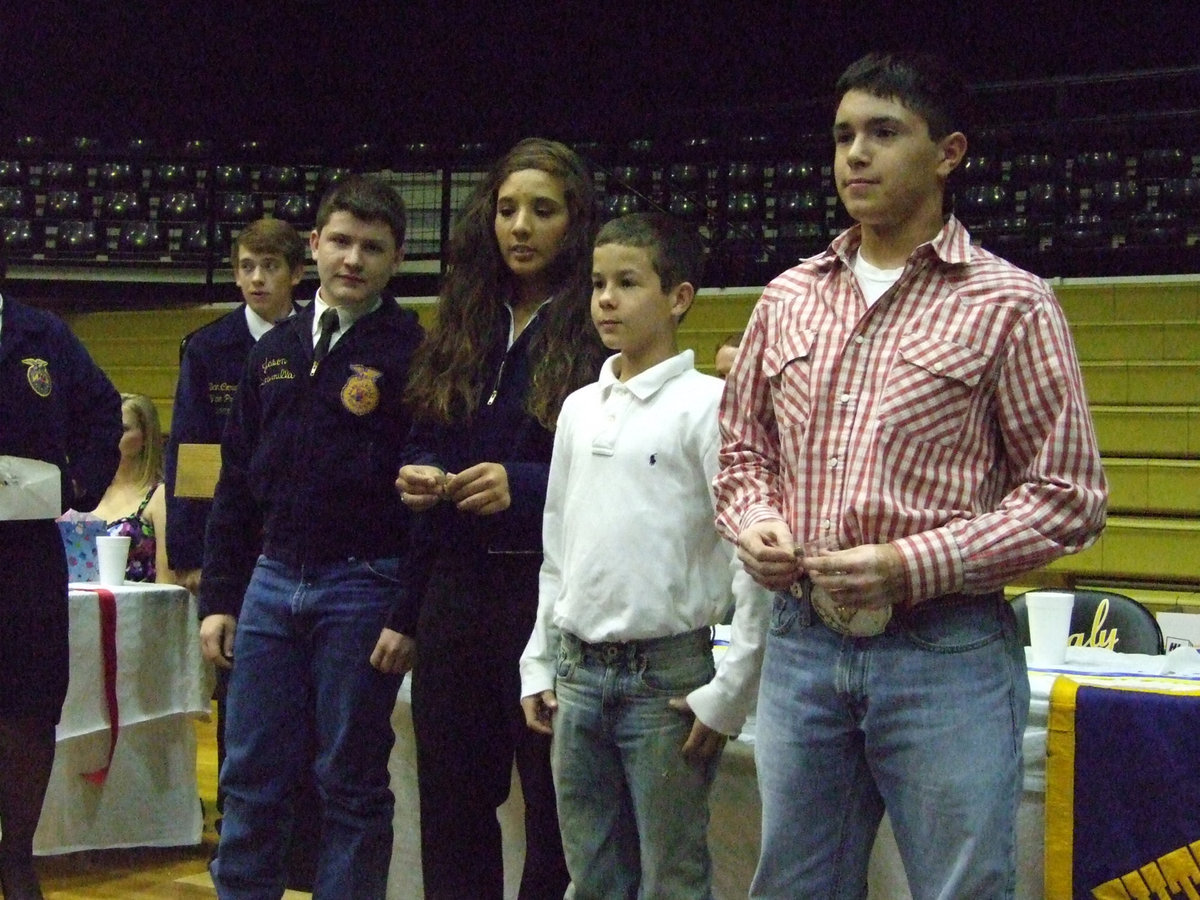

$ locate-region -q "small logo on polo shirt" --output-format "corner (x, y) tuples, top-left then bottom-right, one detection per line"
(341, 365), (382, 416)
(21, 358), (51, 397)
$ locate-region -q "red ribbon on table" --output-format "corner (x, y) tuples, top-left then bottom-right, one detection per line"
(78, 587), (119, 785)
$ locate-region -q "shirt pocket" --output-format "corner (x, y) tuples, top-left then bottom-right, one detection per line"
(878, 333), (989, 447)
(762, 329), (816, 428)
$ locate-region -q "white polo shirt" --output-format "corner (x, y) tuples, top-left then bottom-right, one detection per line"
(520, 349), (768, 736)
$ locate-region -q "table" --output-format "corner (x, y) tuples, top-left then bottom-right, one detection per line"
(32, 582), (214, 854)
(1038, 648), (1200, 899)
(846, 645), (1200, 899)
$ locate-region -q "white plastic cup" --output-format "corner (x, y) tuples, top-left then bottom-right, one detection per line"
(1026, 591), (1075, 666)
(95, 535), (131, 586)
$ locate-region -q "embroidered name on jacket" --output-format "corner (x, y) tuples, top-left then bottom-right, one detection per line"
(260, 357), (295, 385)
(207, 380), (239, 415)
(1092, 841), (1200, 899)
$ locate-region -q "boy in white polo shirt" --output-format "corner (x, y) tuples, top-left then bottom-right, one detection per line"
(519, 212), (768, 899)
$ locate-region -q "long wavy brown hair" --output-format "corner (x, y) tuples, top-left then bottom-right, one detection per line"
(405, 138), (606, 429)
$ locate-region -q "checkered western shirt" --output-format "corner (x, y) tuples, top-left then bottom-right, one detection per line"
(713, 216), (1107, 603)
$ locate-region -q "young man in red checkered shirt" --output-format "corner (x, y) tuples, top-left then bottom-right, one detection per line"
(714, 52), (1107, 898)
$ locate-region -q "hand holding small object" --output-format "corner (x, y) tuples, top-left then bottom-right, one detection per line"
(395, 464), (447, 511)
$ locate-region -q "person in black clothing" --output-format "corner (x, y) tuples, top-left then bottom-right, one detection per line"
(0, 289), (121, 900)
(200, 177), (423, 899)
(395, 138), (606, 899)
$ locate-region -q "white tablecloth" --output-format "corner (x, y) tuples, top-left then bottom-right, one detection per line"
(32, 582), (214, 854)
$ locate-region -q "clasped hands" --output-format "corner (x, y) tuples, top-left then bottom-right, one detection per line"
(396, 463), (510, 516)
(736, 520), (906, 612)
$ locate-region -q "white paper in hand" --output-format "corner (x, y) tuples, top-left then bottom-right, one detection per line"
(0, 456), (63, 520)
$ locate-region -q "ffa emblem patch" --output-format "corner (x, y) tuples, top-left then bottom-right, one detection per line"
(341, 365), (382, 416)
(21, 358), (52, 397)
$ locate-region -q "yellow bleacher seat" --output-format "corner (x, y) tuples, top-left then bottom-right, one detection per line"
(1089, 405), (1200, 458)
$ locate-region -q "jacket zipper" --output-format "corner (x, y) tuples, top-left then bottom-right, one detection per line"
(486, 355), (507, 406)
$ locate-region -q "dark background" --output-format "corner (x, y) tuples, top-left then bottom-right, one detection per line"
(2, 2), (1198, 155)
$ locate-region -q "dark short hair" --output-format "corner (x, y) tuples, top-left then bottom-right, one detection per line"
(315, 175), (407, 248)
(231, 217), (306, 270)
(834, 52), (970, 140)
(595, 212), (705, 294)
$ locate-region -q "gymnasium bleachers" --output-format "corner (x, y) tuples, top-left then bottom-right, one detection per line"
(62, 307), (229, 431)
(3, 67), (1199, 306)
(1031, 281), (1200, 608)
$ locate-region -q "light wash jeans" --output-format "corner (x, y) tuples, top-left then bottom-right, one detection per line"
(211, 556), (403, 900)
(552, 628), (720, 900)
(751, 589), (1029, 900)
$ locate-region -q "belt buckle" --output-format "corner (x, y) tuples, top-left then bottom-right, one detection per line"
(794, 576), (892, 637)
(595, 643), (623, 664)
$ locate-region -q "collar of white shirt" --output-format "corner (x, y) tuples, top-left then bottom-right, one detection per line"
(310, 289), (382, 347)
(598, 349), (696, 401)
(503, 296), (553, 349)
(244, 303), (292, 341)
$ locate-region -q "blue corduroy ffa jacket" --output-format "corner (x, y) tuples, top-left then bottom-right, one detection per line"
(0, 296), (121, 585)
(164, 306), (257, 571)
(199, 298), (423, 620)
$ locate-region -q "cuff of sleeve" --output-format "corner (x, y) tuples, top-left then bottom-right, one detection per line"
(386, 595), (418, 636)
(198, 580), (242, 620)
(519, 661), (556, 701)
(686, 682), (751, 738)
(739, 506), (789, 535)
(167, 552), (204, 572)
(890, 529), (964, 605)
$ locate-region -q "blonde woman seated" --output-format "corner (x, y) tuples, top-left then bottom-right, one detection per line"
(93, 393), (172, 583)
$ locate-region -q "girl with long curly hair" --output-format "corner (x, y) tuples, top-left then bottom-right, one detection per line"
(395, 137), (606, 899)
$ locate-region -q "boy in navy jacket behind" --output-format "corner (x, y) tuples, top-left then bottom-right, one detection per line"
(165, 217), (305, 592)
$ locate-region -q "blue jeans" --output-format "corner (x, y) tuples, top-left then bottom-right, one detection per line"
(211, 556), (403, 900)
(551, 628), (720, 900)
(751, 590), (1029, 900)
